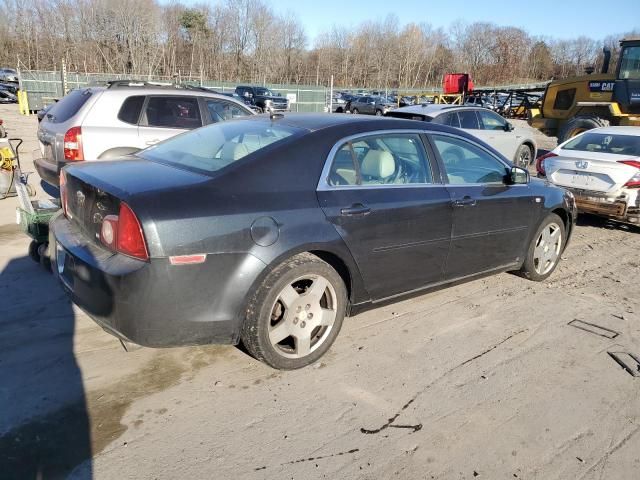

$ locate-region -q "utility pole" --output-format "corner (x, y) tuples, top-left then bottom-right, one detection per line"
(329, 74), (334, 114)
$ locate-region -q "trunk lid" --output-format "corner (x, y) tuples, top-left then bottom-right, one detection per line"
(545, 150), (640, 193)
(64, 157), (210, 245)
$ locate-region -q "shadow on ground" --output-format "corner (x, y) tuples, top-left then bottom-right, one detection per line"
(0, 247), (92, 479)
(577, 212), (640, 234)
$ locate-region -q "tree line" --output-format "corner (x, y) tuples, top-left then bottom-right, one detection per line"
(0, 0), (636, 88)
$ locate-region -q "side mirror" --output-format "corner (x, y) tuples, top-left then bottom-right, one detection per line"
(510, 166), (529, 184)
(504, 122), (514, 132)
(243, 91), (250, 98)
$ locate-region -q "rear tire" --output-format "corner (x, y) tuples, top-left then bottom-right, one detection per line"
(519, 213), (565, 282)
(514, 144), (534, 168)
(558, 115), (610, 143)
(241, 253), (347, 370)
(352, 108), (359, 114)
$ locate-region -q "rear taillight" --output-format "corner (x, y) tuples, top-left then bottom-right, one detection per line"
(618, 160), (640, 188)
(99, 203), (149, 261)
(535, 152), (557, 176)
(63, 126), (84, 161)
(59, 170), (69, 217)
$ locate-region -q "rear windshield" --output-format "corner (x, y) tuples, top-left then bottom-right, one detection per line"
(563, 132), (640, 156)
(46, 89), (93, 123)
(139, 120), (303, 174)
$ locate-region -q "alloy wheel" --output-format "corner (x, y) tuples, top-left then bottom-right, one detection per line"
(518, 146), (532, 168)
(268, 275), (338, 359)
(533, 222), (562, 275)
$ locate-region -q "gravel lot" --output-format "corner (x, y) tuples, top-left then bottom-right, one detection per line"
(1, 104), (639, 479)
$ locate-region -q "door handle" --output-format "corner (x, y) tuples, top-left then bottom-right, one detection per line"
(452, 197), (477, 207)
(145, 139), (160, 146)
(340, 203), (371, 216)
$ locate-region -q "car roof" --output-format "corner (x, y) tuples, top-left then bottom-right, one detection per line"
(583, 126), (640, 136)
(393, 104), (480, 116)
(238, 112), (472, 134)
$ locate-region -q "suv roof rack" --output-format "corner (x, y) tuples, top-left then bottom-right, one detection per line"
(106, 80), (178, 89)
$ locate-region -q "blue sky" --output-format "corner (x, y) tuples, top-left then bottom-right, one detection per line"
(174, 0), (639, 44)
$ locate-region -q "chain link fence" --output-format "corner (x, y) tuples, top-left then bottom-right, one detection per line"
(18, 69), (330, 113)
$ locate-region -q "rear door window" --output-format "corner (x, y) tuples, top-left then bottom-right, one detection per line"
(46, 89), (93, 123)
(435, 112), (461, 128)
(118, 95), (145, 124)
(144, 96), (202, 129)
(458, 110), (480, 129)
(327, 134), (433, 186)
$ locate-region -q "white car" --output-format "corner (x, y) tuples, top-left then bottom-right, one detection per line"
(536, 126), (640, 224)
(387, 105), (537, 168)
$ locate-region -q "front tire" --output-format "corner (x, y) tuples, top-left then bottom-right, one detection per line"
(352, 108), (359, 114)
(375, 109), (383, 116)
(519, 213), (565, 281)
(241, 253), (347, 370)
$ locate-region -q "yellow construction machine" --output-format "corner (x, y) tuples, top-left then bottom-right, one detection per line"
(529, 38), (640, 142)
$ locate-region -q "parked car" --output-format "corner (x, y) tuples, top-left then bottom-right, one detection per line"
(536, 126), (640, 224)
(37, 102), (57, 123)
(51, 114), (576, 369)
(235, 85), (289, 113)
(329, 96), (347, 113)
(34, 83), (254, 189)
(386, 105), (537, 168)
(0, 82), (18, 94)
(349, 96), (397, 115)
(464, 95), (497, 110)
(0, 89), (17, 104)
(0, 68), (18, 83)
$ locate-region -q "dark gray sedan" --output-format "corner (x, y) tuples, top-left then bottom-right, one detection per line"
(52, 114), (576, 369)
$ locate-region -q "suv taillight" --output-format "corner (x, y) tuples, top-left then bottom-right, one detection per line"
(60, 170), (69, 217)
(63, 126), (84, 161)
(99, 202), (149, 261)
(535, 152), (557, 176)
(618, 160), (640, 188)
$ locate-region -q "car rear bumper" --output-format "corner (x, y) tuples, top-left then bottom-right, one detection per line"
(34, 156), (59, 187)
(51, 213), (267, 347)
(570, 189), (640, 223)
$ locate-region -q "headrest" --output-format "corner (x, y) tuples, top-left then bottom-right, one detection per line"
(221, 142), (249, 162)
(360, 150), (395, 179)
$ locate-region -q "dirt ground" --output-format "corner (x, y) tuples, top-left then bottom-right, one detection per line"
(0, 104), (639, 479)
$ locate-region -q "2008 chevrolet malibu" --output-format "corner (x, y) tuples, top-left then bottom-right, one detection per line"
(51, 114), (577, 369)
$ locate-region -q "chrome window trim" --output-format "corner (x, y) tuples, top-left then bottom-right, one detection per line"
(316, 129), (437, 191)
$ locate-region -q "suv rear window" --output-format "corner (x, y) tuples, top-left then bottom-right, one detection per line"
(139, 121), (302, 174)
(118, 95), (145, 124)
(46, 89), (93, 123)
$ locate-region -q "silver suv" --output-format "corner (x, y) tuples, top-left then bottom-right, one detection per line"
(35, 83), (254, 188)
